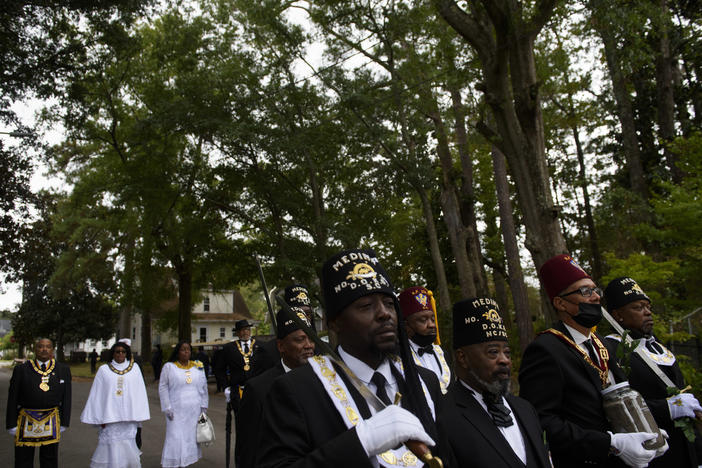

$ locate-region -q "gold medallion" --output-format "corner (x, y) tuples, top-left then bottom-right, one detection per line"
(402, 451), (418, 465)
(244, 364), (250, 371)
(380, 451), (397, 465)
(116, 389), (123, 396)
(186, 377), (192, 384)
(39, 382), (50, 392)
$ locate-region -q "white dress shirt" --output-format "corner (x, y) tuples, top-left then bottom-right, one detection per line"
(564, 323), (615, 385)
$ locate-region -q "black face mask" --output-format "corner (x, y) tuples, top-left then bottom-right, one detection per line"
(573, 302), (603, 328)
(410, 333), (437, 347)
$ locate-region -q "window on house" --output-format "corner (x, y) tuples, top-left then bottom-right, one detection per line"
(232, 328), (236, 338)
(203, 296), (210, 312)
(219, 327), (225, 338)
(132, 327), (136, 340)
(200, 327), (207, 342)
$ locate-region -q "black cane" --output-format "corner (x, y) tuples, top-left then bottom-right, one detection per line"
(225, 400), (232, 468)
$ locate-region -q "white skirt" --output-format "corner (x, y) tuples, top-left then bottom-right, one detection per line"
(90, 421), (141, 468)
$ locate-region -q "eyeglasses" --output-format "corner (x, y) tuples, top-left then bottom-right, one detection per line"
(559, 286), (602, 298)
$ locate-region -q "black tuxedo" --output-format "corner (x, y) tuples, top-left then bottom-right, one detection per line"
(6, 360), (72, 468)
(519, 321), (627, 468)
(258, 360), (446, 468)
(214, 339), (260, 403)
(438, 381), (550, 468)
(236, 362), (285, 468)
(605, 336), (701, 467)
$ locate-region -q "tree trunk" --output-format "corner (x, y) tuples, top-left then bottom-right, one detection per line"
(450, 86), (489, 294)
(654, 0), (682, 182)
(492, 146), (535, 350)
(589, 0), (648, 199)
(425, 91), (477, 298)
(175, 257), (193, 342)
(417, 187), (453, 341)
(436, 0), (568, 274)
(572, 126), (602, 281)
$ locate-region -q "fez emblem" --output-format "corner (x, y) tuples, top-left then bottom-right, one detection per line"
(295, 291), (310, 305)
(631, 283), (644, 294)
(346, 263), (377, 281)
(296, 311), (311, 326)
(414, 292), (428, 308)
(482, 308), (502, 323)
(566, 255), (586, 273)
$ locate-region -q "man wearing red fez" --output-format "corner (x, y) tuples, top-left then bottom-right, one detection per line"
(519, 254), (665, 468)
(399, 286), (451, 394)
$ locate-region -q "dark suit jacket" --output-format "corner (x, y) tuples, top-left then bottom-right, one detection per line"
(519, 321), (627, 468)
(605, 336), (701, 467)
(214, 339), (261, 389)
(6, 360), (72, 429)
(250, 339), (280, 378)
(258, 360), (446, 468)
(236, 362), (286, 468)
(438, 381), (550, 468)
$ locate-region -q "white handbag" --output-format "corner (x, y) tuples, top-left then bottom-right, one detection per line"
(196, 412), (216, 446)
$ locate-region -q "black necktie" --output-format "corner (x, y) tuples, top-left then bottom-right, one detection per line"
(483, 391), (514, 427)
(40, 363), (46, 372)
(417, 345), (434, 357)
(584, 338), (600, 366)
(243, 342), (249, 353)
(370, 372), (392, 406)
(646, 340), (664, 354)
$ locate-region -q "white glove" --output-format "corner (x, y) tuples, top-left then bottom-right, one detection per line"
(60, 426), (67, 433)
(166, 410), (174, 421)
(667, 393), (702, 419)
(224, 387), (231, 403)
(355, 405), (434, 457)
(610, 432), (658, 468)
(8, 427), (16, 436)
(654, 430), (669, 459)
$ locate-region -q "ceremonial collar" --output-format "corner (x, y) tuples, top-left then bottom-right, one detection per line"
(564, 322), (591, 345)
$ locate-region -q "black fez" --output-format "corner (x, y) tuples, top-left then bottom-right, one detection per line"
(276, 306), (311, 339)
(453, 297), (508, 348)
(604, 277), (651, 312)
(234, 319), (251, 331)
(284, 284), (311, 307)
(321, 248), (395, 321)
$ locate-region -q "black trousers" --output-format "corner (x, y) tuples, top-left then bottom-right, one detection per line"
(15, 442), (59, 468)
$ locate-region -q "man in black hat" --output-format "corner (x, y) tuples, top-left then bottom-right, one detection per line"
(519, 254), (663, 468)
(438, 297), (550, 467)
(236, 306), (316, 468)
(215, 319), (260, 410)
(258, 248), (443, 468)
(604, 276), (702, 467)
(6, 338), (72, 468)
(251, 283), (314, 377)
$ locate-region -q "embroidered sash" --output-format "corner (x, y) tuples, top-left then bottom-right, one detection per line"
(308, 355), (434, 467)
(15, 408), (60, 447)
(410, 345), (450, 395)
(541, 328), (610, 388)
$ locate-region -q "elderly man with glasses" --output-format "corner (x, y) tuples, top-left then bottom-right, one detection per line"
(519, 254), (664, 468)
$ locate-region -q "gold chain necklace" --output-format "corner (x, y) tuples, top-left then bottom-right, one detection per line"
(107, 359), (135, 375)
(175, 360), (196, 369)
(30, 359), (55, 392)
(236, 339), (255, 371)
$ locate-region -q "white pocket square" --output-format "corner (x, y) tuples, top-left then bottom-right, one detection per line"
(60, 379), (65, 383)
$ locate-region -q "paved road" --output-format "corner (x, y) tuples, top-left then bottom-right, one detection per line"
(0, 365), (234, 467)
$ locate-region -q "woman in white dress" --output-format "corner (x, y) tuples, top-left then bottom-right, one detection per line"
(81, 339), (150, 468)
(159, 341), (209, 467)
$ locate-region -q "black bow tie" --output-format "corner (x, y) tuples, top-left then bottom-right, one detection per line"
(417, 345), (434, 356)
(483, 391), (514, 427)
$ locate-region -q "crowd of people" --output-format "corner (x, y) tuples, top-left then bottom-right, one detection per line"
(5, 248), (702, 468)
